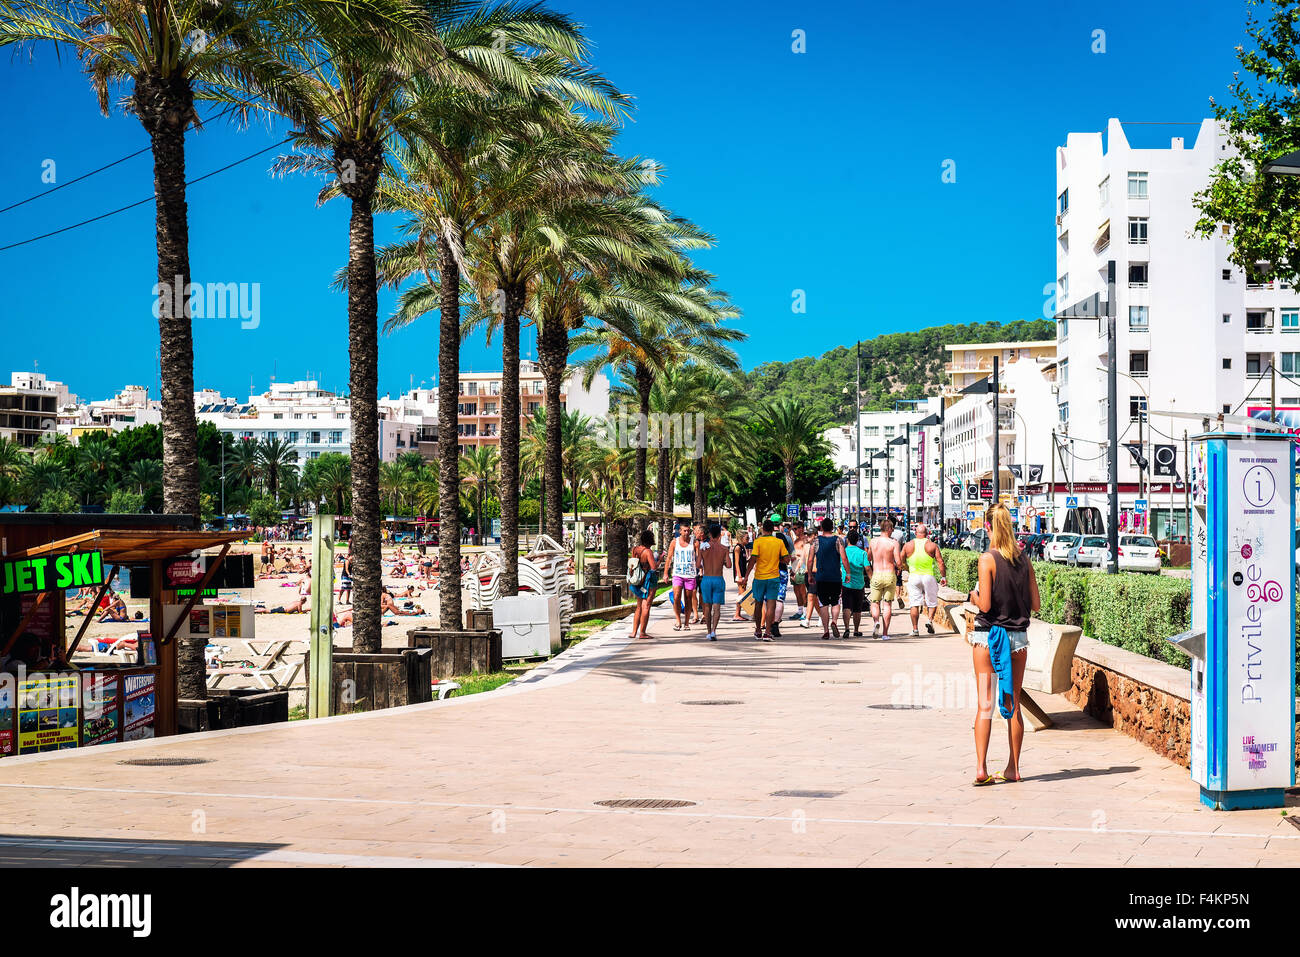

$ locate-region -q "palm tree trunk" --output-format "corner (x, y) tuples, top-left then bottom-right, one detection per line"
(785, 461), (796, 506)
(136, 72), (202, 697)
(436, 233), (463, 629)
(497, 283), (524, 596)
(538, 318), (566, 542)
(337, 141), (383, 655)
(657, 446), (670, 551)
(694, 456), (707, 525)
(634, 363), (653, 535)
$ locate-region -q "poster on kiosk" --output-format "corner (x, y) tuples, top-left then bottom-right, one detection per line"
(1189, 433), (1296, 809)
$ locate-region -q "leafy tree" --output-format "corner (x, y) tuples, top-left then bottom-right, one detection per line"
(112, 425), (164, 466)
(248, 496), (281, 528)
(1193, 0), (1300, 284)
(38, 489), (79, 514)
(108, 489), (146, 514)
(715, 433), (841, 513)
(744, 320), (1053, 426)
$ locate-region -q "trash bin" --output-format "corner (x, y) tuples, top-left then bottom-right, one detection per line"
(494, 595), (561, 659)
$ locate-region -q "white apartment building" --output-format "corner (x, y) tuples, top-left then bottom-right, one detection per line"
(823, 398), (942, 521)
(453, 362), (609, 455)
(942, 355), (1058, 527)
(1052, 117), (1300, 536)
(0, 372), (70, 447)
(196, 380), (421, 463)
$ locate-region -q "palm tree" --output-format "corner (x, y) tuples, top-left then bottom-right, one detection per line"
(0, 0), (300, 522)
(758, 400), (832, 506)
(459, 445), (499, 545)
(0, 437), (30, 480)
(230, 438), (261, 491)
(256, 437), (298, 500)
(127, 459), (164, 498)
(557, 410), (595, 524)
(266, 0), (459, 652)
(379, 460), (409, 517)
(520, 408), (549, 538)
(374, 25), (622, 617)
(74, 435), (119, 506)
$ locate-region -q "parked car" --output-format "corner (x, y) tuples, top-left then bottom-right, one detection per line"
(1067, 535), (1112, 568)
(1044, 533), (1080, 563)
(1118, 534), (1162, 573)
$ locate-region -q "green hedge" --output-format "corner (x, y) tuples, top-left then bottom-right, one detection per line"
(944, 549), (1300, 680)
(941, 549), (1191, 669)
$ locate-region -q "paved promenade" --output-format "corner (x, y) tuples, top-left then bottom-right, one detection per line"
(1, 581), (1297, 867)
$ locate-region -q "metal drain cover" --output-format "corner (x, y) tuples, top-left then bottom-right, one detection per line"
(595, 799), (697, 809)
(117, 757), (211, 767)
(771, 789), (844, 798)
(867, 704), (931, 710)
(681, 699), (744, 706)
(822, 680), (861, 684)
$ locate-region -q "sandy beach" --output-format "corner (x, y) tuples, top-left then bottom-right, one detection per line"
(67, 545), (449, 700)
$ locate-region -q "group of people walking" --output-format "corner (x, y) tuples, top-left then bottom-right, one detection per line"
(624, 502), (1039, 786)
(626, 512), (950, 643)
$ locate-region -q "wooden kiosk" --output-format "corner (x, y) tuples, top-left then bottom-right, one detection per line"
(0, 513), (245, 754)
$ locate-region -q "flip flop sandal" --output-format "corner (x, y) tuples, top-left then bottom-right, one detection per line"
(993, 772), (1020, 783)
(973, 774), (996, 786)
(672, 623), (682, 631)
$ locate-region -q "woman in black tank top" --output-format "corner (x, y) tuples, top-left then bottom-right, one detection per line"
(966, 504), (1040, 786)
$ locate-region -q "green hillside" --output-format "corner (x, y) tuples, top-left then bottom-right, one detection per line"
(743, 319), (1054, 426)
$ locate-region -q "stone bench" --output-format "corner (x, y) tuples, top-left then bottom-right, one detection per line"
(946, 602), (1082, 731)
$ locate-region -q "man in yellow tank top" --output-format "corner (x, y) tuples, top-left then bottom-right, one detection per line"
(901, 523), (947, 636)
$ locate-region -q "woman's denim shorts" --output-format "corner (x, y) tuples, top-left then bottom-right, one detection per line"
(968, 628), (1030, 654)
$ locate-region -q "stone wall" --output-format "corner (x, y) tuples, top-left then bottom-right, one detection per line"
(1064, 655), (1191, 767)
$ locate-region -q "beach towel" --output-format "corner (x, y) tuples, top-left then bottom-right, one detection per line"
(987, 624), (1016, 719)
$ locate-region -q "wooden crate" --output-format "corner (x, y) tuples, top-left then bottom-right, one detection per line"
(406, 628), (503, 677)
(307, 649), (434, 715)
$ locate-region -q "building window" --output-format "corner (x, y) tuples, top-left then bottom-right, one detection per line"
(1223, 313), (1232, 324)
(1127, 171), (1148, 198)
(1128, 262), (1148, 286)
(863, 426), (879, 436)
(1059, 357), (1069, 385)
(1058, 274), (1068, 300)
(1223, 358), (1231, 370)
(1098, 176), (1109, 206)
(1058, 189), (1069, 215)
(310, 431), (321, 444)
(1127, 217), (1148, 243)
(1247, 354), (1264, 377)
(329, 430), (342, 444)
(288, 431), (299, 444)
(1223, 404), (1232, 414)
(1282, 353), (1300, 376)
(1283, 309), (1300, 331)
(1130, 395), (1148, 421)
(1129, 306), (1148, 331)
(1058, 402), (1068, 424)
(1222, 269), (1232, 281)
(457, 402), (477, 415)
(1247, 310), (1273, 332)
(1129, 352), (1149, 377)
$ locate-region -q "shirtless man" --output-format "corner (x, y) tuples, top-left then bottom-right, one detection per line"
(692, 522), (708, 624)
(901, 523), (948, 636)
(868, 517), (903, 639)
(698, 523), (732, 641)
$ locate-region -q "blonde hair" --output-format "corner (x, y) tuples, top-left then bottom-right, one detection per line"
(986, 504), (1020, 565)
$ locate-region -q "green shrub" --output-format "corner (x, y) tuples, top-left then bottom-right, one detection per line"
(942, 548), (1192, 669)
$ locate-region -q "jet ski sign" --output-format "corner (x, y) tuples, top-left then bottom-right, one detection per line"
(1, 551), (106, 597)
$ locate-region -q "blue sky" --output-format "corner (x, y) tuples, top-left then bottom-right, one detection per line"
(0, 0), (1249, 402)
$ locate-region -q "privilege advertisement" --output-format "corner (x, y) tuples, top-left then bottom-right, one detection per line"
(1223, 441), (1295, 791)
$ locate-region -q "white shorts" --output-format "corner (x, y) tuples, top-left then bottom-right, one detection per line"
(907, 574), (938, 608)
